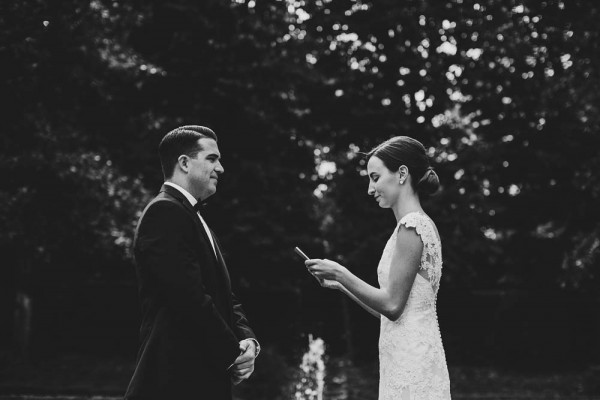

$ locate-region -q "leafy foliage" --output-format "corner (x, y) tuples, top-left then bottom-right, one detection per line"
(300, 0), (600, 292)
(1, 0), (599, 367)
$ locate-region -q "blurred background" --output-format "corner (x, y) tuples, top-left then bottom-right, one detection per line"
(1, 0), (599, 399)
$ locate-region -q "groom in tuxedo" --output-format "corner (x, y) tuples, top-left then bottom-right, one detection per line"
(125, 126), (259, 399)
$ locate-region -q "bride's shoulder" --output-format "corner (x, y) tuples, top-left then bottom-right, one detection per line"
(398, 212), (438, 240)
(399, 211), (429, 228)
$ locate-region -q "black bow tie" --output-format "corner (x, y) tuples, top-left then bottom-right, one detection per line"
(193, 201), (204, 213)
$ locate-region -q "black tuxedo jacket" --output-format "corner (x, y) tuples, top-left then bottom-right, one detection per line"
(124, 184), (256, 399)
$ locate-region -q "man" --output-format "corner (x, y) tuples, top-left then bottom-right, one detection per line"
(124, 126), (259, 399)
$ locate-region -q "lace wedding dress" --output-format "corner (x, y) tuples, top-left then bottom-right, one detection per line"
(377, 211), (451, 400)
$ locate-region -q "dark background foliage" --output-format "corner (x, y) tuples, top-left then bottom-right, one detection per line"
(1, 0), (599, 396)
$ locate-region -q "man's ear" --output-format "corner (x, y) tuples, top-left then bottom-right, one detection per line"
(177, 155), (190, 173)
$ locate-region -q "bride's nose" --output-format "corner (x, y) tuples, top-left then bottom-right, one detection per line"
(367, 182), (375, 196)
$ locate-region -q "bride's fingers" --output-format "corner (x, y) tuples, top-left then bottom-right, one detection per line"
(234, 366), (252, 376)
(307, 270), (326, 285)
(311, 269), (330, 279)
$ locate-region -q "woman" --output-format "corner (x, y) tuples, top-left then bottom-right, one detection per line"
(306, 136), (451, 400)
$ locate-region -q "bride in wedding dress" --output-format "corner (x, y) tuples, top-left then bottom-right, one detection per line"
(306, 136), (451, 400)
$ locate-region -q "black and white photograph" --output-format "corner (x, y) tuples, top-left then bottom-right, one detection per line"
(1, 0), (599, 399)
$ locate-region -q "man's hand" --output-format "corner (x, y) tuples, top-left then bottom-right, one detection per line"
(230, 339), (256, 384)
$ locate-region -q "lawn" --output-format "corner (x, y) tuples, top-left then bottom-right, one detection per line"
(0, 352), (598, 400)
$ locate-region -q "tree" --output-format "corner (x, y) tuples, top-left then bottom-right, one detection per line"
(297, 0), (600, 293)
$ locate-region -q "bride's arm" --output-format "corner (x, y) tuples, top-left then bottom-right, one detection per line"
(308, 273), (380, 318)
(307, 225), (422, 321)
(338, 284), (381, 319)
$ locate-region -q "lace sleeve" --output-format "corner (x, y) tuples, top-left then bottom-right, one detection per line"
(399, 212), (442, 291)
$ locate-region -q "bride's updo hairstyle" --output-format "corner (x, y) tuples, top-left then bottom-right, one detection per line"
(367, 136), (440, 196)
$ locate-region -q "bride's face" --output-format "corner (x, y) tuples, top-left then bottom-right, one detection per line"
(366, 156), (401, 208)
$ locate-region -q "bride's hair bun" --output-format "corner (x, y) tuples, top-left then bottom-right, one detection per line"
(367, 136), (440, 196)
(417, 168), (440, 195)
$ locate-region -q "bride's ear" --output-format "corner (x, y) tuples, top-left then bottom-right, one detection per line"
(398, 165), (408, 184)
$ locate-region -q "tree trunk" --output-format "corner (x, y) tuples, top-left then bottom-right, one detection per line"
(13, 290), (33, 363)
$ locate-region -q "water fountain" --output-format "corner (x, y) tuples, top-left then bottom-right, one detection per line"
(293, 334), (325, 400)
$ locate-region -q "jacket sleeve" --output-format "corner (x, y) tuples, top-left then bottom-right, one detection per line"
(209, 233), (257, 343)
(135, 199), (241, 371)
(231, 291), (257, 341)
(231, 291), (260, 357)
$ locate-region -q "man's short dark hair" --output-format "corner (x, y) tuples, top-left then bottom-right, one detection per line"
(159, 125), (218, 179)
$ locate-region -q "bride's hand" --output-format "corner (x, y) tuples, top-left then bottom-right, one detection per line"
(305, 266), (340, 290)
(305, 259), (347, 285)
(319, 278), (343, 290)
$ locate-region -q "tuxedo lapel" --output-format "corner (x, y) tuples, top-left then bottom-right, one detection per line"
(160, 185), (218, 264)
(159, 185), (233, 323)
(209, 230), (234, 325)
(209, 230), (232, 294)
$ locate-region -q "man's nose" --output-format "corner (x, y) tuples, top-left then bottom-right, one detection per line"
(215, 160), (224, 174)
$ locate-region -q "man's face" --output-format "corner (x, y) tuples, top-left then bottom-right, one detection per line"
(186, 138), (224, 201)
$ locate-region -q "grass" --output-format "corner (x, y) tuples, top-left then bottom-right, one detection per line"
(0, 352), (598, 400)
(322, 358), (599, 400)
